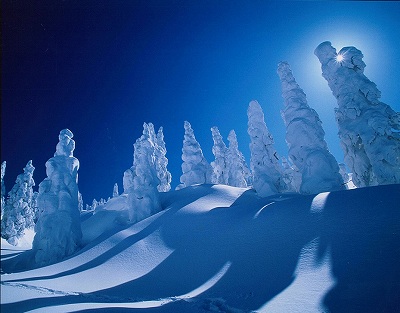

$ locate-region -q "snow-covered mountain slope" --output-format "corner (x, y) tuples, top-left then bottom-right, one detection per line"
(1, 184), (399, 313)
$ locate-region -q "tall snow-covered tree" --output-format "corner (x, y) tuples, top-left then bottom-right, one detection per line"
(1, 160), (36, 246)
(277, 61), (344, 194)
(113, 183), (119, 198)
(32, 129), (82, 266)
(123, 123), (161, 223)
(225, 130), (251, 187)
(1, 161), (6, 218)
(155, 127), (172, 192)
(178, 121), (212, 189)
(247, 100), (287, 197)
(210, 126), (228, 185)
(315, 41), (400, 187)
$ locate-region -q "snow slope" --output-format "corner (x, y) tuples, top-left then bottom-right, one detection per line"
(1, 184), (399, 312)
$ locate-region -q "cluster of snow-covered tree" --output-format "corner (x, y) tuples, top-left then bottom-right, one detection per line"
(1, 41), (399, 267)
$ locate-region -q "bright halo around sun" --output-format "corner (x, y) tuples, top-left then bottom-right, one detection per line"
(336, 54), (344, 62)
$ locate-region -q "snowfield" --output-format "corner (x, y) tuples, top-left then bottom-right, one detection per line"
(1, 184), (400, 312)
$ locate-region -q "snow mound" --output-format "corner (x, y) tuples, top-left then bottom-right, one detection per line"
(1, 184), (399, 312)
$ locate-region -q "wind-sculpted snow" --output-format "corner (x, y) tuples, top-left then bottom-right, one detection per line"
(32, 129), (82, 267)
(277, 61), (344, 194)
(2, 184), (398, 312)
(315, 41), (400, 187)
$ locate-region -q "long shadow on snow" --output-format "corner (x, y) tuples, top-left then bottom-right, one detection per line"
(0, 185), (219, 312)
(2, 185), (212, 282)
(317, 184), (400, 313)
(65, 189), (318, 311)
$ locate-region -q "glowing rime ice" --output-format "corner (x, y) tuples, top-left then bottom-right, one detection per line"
(247, 100), (286, 197)
(315, 41), (400, 187)
(123, 123), (161, 223)
(277, 61), (344, 194)
(178, 121), (212, 189)
(1, 160), (36, 246)
(226, 130), (251, 187)
(210, 126), (228, 185)
(32, 129), (82, 266)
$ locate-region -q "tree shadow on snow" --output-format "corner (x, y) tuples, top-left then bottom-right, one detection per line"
(65, 188), (318, 311)
(3, 185), (399, 313)
(317, 184), (400, 313)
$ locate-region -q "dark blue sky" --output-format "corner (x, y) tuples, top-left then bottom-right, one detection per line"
(2, 1), (400, 203)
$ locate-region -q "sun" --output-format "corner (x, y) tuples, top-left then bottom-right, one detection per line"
(336, 54), (344, 62)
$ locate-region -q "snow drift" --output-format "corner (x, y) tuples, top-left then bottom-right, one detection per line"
(2, 183), (399, 312)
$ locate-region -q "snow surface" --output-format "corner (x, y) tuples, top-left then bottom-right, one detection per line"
(1, 183), (399, 312)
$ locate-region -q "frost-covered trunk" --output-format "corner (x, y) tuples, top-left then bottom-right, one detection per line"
(123, 123), (161, 223)
(247, 100), (286, 197)
(315, 41), (400, 186)
(226, 130), (251, 187)
(178, 121), (212, 189)
(210, 126), (228, 185)
(32, 129), (82, 266)
(277, 61), (344, 194)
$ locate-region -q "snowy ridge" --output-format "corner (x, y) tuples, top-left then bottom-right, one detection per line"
(2, 183), (399, 312)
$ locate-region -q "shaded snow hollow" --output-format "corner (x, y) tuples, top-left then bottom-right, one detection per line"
(1, 184), (399, 313)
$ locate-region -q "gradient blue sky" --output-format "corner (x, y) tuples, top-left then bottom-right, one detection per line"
(2, 1), (400, 203)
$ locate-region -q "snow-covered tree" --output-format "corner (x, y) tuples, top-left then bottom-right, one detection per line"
(32, 129), (82, 266)
(247, 100), (286, 197)
(315, 41), (400, 187)
(78, 192), (84, 213)
(1, 161), (6, 218)
(155, 127), (172, 192)
(277, 61), (344, 194)
(281, 156), (301, 193)
(1, 160), (36, 245)
(210, 126), (228, 185)
(113, 183), (119, 198)
(338, 163), (351, 189)
(178, 121), (212, 189)
(225, 130), (251, 187)
(123, 123), (161, 223)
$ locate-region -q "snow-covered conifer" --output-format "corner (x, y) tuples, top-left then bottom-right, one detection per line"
(1, 161), (6, 218)
(124, 123), (161, 223)
(178, 121), (212, 189)
(155, 127), (172, 192)
(277, 61), (344, 194)
(247, 100), (286, 197)
(315, 42), (400, 186)
(113, 183), (119, 198)
(281, 157), (301, 193)
(78, 192), (84, 212)
(210, 126), (228, 185)
(1, 160), (36, 245)
(32, 129), (82, 266)
(225, 130), (251, 187)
